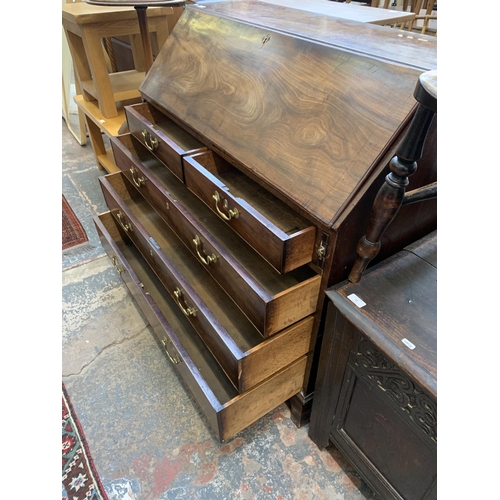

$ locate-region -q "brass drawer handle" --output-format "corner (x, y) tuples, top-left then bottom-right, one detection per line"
(142, 129), (159, 151)
(193, 235), (217, 265)
(161, 337), (180, 365)
(212, 191), (239, 221)
(173, 287), (197, 317)
(111, 256), (124, 274)
(116, 211), (133, 232)
(130, 167), (146, 187)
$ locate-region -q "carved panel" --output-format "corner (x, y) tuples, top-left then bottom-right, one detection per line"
(354, 338), (437, 442)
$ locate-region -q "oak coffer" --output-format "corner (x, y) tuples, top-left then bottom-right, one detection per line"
(309, 232), (437, 500)
(93, 0), (437, 440)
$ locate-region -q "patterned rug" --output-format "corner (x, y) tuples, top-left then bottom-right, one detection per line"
(62, 383), (109, 500)
(63, 195), (88, 251)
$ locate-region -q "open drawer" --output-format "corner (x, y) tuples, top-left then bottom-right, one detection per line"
(125, 102), (207, 182)
(99, 172), (313, 393)
(111, 134), (321, 337)
(93, 211), (307, 442)
(183, 150), (317, 274)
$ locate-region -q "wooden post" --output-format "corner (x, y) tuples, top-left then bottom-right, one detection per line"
(135, 6), (154, 72)
(348, 70), (437, 284)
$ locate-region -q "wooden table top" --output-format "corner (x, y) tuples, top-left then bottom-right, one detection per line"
(198, 0), (415, 25)
(62, 2), (176, 22)
(85, 0), (185, 6)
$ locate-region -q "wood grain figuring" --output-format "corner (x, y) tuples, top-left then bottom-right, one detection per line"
(283, 228), (318, 274)
(239, 316), (313, 390)
(140, 8), (428, 225)
(219, 356), (307, 441)
(266, 278), (320, 335)
(98, 2), (438, 431)
(110, 134), (321, 336)
(190, 1), (437, 70)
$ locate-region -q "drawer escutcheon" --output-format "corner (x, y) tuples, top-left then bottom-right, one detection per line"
(212, 191), (239, 221)
(193, 235), (217, 265)
(173, 287), (197, 317)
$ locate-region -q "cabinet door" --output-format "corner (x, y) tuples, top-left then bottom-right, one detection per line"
(330, 333), (437, 500)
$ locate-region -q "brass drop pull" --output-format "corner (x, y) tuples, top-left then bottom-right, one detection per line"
(111, 256), (124, 274)
(193, 235), (217, 265)
(116, 211), (133, 232)
(212, 191), (240, 221)
(161, 337), (180, 365)
(173, 287), (196, 317)
(130, 167), (146, 187)
(142, 129), (159, 151)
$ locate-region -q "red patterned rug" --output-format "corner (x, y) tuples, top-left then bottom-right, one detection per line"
(62, 383), (109, 500)
(63, 195), (88, 251)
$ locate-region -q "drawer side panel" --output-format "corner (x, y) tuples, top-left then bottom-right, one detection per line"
(220, 356), (307, 441)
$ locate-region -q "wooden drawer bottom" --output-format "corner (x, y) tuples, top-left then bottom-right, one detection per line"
(94, 212), (307, 441)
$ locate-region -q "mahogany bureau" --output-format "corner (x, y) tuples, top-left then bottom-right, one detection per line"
(93, 0), (437, 440)
(308, 231), (437, 500)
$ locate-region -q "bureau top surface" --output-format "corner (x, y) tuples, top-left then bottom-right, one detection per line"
(327, 231), (437, 397)
(196, 0), (431, 60)
(242, 0), (414, 25)
(140, 2), (437, 226)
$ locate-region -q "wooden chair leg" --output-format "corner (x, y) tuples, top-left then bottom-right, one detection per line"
(408, 0), (423, 31)
(348, 70), (437, 283)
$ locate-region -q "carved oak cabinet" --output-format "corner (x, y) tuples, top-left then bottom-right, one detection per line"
(309, 232), (437, 500)
(93, 0), (437, 440)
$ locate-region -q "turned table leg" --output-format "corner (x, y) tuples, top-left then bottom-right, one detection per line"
(348, 69), (437, 284)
